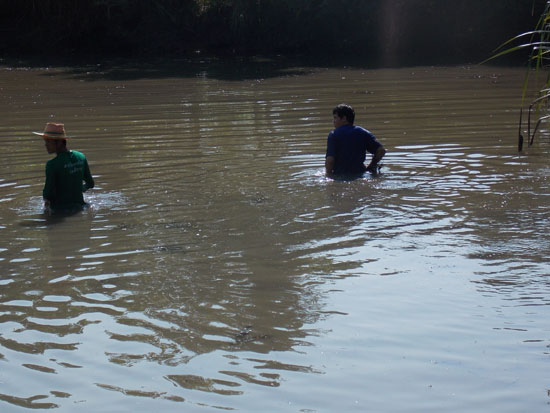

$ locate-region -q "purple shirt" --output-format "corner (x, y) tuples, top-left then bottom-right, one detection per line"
(326, 124), (381, 175)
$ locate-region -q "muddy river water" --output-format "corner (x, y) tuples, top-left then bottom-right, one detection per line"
(0, 61), (549, 411)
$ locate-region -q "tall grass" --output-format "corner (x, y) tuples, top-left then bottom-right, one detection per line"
(489, 1), (550, 149)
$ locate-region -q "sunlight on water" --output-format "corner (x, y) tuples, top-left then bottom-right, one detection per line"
(0, 64), (549, 411)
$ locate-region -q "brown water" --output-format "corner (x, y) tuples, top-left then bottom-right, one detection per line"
(1, 62), (549, 412)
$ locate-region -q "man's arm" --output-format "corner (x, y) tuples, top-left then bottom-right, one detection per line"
(83, 159), (94, 192)
(325, 156), (335, 177)
(366, 145), (386, 173)
(43, 162), (55, 203)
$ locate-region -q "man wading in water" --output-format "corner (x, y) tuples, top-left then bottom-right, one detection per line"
(325, 104), (386, 178)
(34, 122), (94, 213)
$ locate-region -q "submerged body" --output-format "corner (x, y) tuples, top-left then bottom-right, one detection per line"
(326, 124), (383, 176)
(325, 104), (386, 178)
(43, 149), (94, 211)
(35, 122), (94, 212)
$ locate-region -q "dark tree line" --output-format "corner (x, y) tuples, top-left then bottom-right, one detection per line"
(0, 0), (545, 66)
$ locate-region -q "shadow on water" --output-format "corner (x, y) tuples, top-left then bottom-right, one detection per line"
(18, 213), (74, 228)
(0, 53), (419, 82)
(4, 55), (327, 82)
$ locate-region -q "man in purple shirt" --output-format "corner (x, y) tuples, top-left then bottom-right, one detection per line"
(325, 104), (386, 178)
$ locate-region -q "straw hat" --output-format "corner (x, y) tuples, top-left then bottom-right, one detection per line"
(33, 122), (69, 140)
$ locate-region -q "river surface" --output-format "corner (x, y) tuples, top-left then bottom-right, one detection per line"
(0, 61), (549, 412)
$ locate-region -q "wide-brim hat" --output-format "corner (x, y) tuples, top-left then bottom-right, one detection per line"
(33, 122), (69, 140)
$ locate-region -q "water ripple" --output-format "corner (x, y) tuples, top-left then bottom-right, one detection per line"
(0, 65), (549, 411)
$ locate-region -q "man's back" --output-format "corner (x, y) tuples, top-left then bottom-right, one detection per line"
(326, 124), (381, 175)
(43, 150), (94, 210)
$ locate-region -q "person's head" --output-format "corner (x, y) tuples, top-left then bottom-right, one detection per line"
(33, 122), (69, 154)
(332, 104), (355, 128)
(44, 138), (67, 154)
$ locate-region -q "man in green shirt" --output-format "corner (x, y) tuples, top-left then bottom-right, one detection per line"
(34, 122), (94, 212)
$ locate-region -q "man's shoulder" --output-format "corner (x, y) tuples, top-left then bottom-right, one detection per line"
(351, 124), (371, 133)
(70, 150), (86, 159)
(68, 150), (89, 165)
(352, 125), (377, 140)
(335, 124), (370, 133)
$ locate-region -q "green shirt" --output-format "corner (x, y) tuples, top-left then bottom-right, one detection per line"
(43, 150), (94, 210)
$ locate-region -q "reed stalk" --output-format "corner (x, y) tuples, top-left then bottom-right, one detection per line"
(486, 1), (550, 149)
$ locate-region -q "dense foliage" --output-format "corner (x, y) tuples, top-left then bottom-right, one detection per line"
(1, 0), (545, 65)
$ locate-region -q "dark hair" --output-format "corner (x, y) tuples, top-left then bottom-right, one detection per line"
(332, 104), (355, 124)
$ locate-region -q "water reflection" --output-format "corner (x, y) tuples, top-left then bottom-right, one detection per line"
(1, 64), (549, 411)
